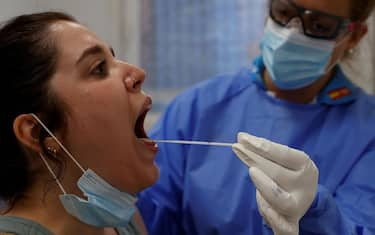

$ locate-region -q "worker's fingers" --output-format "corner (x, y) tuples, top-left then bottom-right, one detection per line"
(237, 132), (309, 171)
(256, 190), (271, 227)
(248, 167), (297, 215)
(256, 190), (298, 235)
(233, 143), (296, 187)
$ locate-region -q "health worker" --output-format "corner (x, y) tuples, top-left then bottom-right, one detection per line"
(137, 0), (375, 234)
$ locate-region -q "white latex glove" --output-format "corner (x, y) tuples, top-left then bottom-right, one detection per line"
(232, 132), (319, 235)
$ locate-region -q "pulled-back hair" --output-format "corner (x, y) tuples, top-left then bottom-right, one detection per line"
(350, 0), (375, 21)
(0, 12), (77, 208)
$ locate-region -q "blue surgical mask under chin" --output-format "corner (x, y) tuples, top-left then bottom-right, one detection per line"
(31, 114), (137, 228)
(260, 18), (337, 90)
(59, 169), (137, 228)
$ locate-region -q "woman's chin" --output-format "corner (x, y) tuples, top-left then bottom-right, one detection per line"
(139, 164), (160, 191)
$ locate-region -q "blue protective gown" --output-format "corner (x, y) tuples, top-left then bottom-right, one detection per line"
(137, 57), (375, 235)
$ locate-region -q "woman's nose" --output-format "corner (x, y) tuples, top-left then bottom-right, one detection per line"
(122, 63), (146, 93)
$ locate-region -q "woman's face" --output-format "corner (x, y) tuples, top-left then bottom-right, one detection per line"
(48, 21), (159, 194)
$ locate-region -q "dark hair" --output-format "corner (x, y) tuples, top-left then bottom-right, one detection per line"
(0, 12), (77, 208)
(350, 0), (375, 21)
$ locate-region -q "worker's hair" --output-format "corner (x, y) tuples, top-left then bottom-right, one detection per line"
(350, 0), (375, 21)
(0, 12), (76, 210)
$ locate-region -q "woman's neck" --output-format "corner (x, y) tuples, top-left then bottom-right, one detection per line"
(4, 178), (117, 235)
(263, 69), (334, 104)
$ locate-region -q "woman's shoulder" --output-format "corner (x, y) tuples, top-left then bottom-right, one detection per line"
(0, 216), (53, 235)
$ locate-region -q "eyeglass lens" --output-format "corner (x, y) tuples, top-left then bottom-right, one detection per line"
(270, 0), (343, 39)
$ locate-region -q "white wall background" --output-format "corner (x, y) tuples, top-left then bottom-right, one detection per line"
(0, 0), (141, 65)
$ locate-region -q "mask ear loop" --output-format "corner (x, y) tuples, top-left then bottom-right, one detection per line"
(325, 25), (360, 72)
(39, 152), (67, 195)
(30, 113), (85, 173)
(345, 22), (366, 54)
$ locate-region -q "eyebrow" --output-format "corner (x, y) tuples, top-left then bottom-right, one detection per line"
(76, 45), (115, 65)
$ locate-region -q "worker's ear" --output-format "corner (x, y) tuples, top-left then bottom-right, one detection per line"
(13, 114), (43, 152)
(347, 23), (368, 51)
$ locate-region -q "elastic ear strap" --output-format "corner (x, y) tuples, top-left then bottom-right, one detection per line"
(39, 152), (67, 194)
(30, 113), (85, 173)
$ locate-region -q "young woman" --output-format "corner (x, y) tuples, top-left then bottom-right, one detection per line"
(0, 12), (158, 235)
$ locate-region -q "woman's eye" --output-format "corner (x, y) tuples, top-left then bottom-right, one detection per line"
(92, 60), (108, 77)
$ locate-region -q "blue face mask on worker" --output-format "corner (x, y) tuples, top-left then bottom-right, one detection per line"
(31, 114), (136, 228)
(260, 18), (345, 89)
(260, 0), (356, 90)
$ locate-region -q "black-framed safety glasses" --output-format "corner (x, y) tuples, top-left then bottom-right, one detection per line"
(270, 0), (357, 40)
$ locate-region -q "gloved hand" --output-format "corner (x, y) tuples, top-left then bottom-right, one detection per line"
(232, 132), (319, 235)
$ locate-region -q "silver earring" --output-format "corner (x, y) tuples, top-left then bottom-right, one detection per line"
(47, 146), (57, 157)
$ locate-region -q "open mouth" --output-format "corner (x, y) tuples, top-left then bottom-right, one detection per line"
(134, 97), (158, 153)
(134, 108), (149, 139)
(134, 96), (153, 139)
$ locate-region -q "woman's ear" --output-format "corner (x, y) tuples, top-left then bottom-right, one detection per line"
(13, 114), (43, 153)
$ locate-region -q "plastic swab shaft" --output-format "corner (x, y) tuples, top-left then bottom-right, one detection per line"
(153, 140), (233, 147)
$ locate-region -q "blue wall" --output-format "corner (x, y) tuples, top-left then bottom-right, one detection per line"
(141, 0), (267, 110)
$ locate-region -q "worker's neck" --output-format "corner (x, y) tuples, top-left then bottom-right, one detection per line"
(263, 70), (333, 104)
